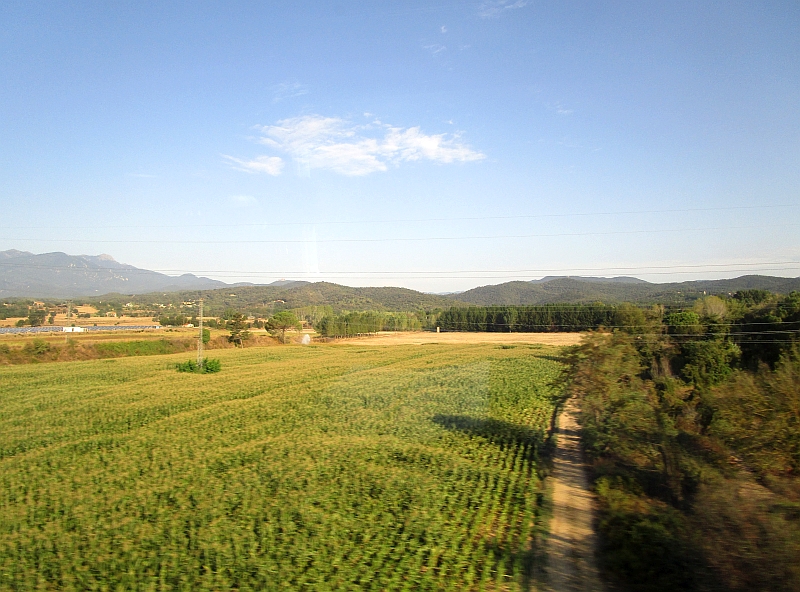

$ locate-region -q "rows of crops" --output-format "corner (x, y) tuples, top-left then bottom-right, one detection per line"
(0, 343), (564, 590)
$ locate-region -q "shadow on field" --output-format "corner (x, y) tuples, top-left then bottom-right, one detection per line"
(432, 414), (545, 448)
(534, 353), (570, 364)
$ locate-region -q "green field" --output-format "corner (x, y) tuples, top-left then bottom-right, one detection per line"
(0, 344), (564, 591)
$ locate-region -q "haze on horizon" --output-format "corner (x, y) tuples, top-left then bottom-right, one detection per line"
(1, 1), (799, 292)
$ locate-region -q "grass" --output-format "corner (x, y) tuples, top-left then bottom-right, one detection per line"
(0, 343), (564, 591)
(0, 337), (196, 365)
(94, 339), (190, 357)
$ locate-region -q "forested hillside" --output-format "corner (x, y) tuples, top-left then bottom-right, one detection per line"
(62, 276), (800, 317)
(456, 275), (800, 306)
(89, 282), (464, 318)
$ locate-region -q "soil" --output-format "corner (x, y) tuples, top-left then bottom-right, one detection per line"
(545, 397), (605, 591)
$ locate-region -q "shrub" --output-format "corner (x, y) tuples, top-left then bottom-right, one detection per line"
(175, 360), (198, 373)
(596, 478), (697, 591)
(23, 339), (51, 355)
(203, 358), (221, 373)
(176, 358), (221, 374)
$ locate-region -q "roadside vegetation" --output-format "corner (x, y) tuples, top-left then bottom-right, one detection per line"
(0, 332), (270, 366)
(0, 344), (563, 590)
(0, 338), (195, 365)
(562, 290), (800, 591)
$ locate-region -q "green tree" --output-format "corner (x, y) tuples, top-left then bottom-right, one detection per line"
(614, 303), (647, 334)
(267, 311), (301, 343)
(27, 309), (47, 327)
(664, 311), (703, 340)
(226, 313), (251, 347)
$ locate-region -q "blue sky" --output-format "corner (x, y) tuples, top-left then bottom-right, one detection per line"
(1, 1), (799, 292)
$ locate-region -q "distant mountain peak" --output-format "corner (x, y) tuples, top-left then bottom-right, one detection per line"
(0, 250), (230, 298)
(0, 249), (33, 260)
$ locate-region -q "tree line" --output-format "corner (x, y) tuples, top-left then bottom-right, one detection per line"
(437, 304), (618, 332)
(316, 311), (424, 337)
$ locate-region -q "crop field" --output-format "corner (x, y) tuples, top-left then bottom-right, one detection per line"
(0, 343), (565, 591)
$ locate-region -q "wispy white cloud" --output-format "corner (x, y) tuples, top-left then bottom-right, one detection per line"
(271, 82), (308, 104)
(229, 195), (258, 206)
(242, 115), (485, 176)
(424, 43), (447, 56)
(544, 101), (574, 116)
(555, 102), (574, 115)
(478, 0), (528, 18)
(223, 154), (284, 175)
(440, 25), (448, 33)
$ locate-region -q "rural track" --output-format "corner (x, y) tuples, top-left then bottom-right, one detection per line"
(544, 397), (605, 592)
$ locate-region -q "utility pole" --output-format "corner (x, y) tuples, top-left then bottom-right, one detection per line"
(65, 301), (72, 342)
(197, 298), (204, 369)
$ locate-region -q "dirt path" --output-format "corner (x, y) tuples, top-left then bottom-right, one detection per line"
(545, 397), (605, 591)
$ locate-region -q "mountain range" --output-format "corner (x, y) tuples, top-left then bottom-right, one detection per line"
(0, 250), (240, 298)
(2, 250), (799, 308)
(454, 275), (800, 306)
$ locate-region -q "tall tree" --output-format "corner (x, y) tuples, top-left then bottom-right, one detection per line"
(267, 311), (301, 344)
(226, 312), (251, 347)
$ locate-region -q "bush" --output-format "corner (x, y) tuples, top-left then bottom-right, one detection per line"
(176, 358), (221, 374)
(710, 348), (800, 475)
(175, 360), (198, 373)
(23, 339), (51, 355)
(203, 358), (221, 373)
(596, 479), (697, 591)
(679, 339), (739, 389)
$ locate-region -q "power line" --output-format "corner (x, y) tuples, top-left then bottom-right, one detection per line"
(2, 223), (798, 245)
(437, 328), (800, 335)
(0, 203), (795, 230)
(2, 260), (799, 277)
(439, 321), (800, 329)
